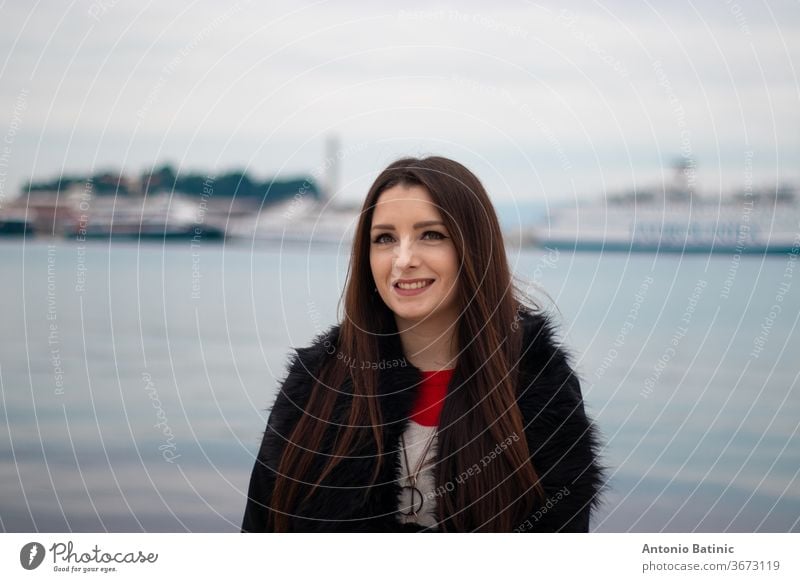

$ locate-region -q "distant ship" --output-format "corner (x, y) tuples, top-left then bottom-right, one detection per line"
(228, 196), (360, 245)
(535, 161), (799, 254)
(1, 184), (227, 241)
(73, 193), (226, 241)
(0, 210), (35, 236)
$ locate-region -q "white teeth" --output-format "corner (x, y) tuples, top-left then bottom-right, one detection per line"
(397, 280), (432, 290)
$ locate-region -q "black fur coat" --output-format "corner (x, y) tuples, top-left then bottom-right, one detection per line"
(241, 310), (604, 532)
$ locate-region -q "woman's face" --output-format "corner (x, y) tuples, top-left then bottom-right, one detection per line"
(369, 184), (460, 329)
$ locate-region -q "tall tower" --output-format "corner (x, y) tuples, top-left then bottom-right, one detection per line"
(324, 134), (340, 203)
(669, 157), (695, 201)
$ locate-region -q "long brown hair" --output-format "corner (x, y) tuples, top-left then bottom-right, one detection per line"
(269, 156), (545, 531)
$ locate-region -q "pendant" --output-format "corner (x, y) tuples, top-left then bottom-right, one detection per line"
(400, 485), (425, 516)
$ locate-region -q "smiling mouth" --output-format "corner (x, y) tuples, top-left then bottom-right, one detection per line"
(394, 279), (435, 290)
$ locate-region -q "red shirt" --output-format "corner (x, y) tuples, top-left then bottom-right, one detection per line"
(410, 369), (454, 427)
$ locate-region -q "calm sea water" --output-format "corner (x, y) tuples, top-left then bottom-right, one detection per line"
(1, 233), (798, 532)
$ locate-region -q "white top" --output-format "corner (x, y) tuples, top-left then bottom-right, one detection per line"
(396, 420), (439, 529)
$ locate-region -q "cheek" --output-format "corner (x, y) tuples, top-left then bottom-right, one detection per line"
(434, 249), (459, 279)
(369, 251), (387, 281)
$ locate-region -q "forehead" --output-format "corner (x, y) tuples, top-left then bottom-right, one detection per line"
(372, 184), (440, 219)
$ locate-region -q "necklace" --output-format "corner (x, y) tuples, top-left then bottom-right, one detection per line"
(399, 429), (437, 518)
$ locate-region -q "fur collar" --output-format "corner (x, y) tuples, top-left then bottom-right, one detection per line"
(288, 309), (569, 428)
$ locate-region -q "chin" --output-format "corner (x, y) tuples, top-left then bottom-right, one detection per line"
(391, 305), (432, 321)
(394, 309), (430, 322)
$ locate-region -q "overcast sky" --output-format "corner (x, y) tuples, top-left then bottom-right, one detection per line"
(1, 0), (798, 207)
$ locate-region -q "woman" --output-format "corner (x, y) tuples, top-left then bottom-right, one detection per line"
(242, 156), (604, 532)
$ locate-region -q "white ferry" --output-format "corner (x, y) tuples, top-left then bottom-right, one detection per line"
(229, 196), (360, 245)
(535, 164), (799, 254)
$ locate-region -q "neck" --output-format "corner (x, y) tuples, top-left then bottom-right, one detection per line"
(395, 315), (459, 371)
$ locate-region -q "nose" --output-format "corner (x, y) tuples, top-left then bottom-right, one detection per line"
(393, 236), (419, 270)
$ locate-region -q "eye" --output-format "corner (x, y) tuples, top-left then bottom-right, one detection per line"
(422, 230), (446, 241)
(372, 233), (394, 244)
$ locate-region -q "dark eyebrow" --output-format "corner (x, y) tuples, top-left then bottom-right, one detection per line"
(371, 220), (445, 231)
